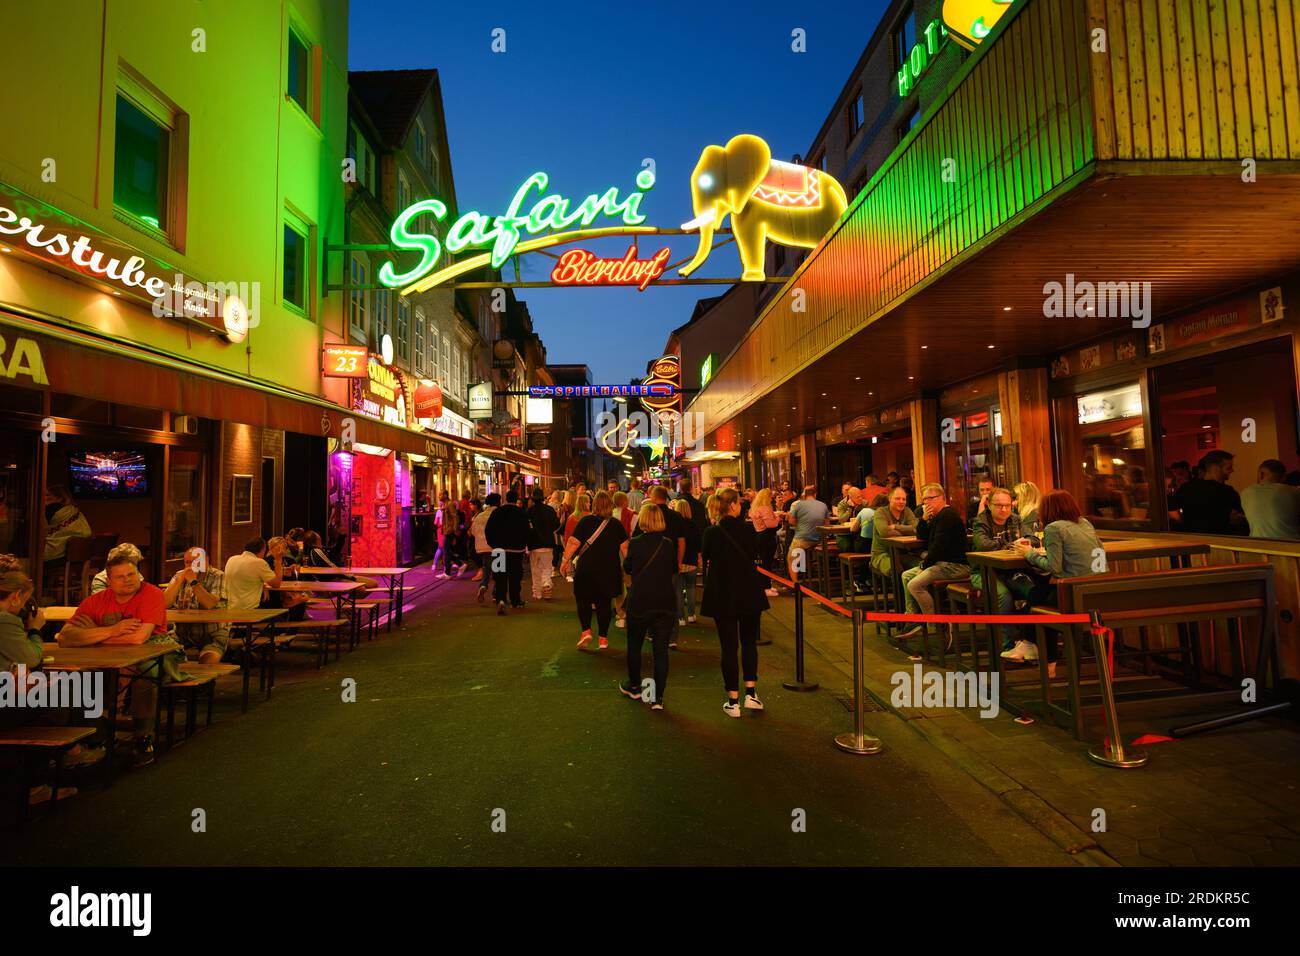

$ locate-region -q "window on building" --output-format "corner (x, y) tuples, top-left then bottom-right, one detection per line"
(287, 28), (312, 117)
(452, 344), (462, 400)
(892, 3), (916, 73)
(897, 104), (921, 143)
(847, 93), (865, 136)
(461, 352), (470, 404)
(413, 121), (427, 168)
(396, 297), (410, 363)
(347, 123), (376, 194)
(438, 328), (449, 384)
(375, 289), (392, 351)
(414, 307), (426, 373)
(349, 255), (368, 340)
(397, 171), (410, 217)
(283, 221), (307, 311)
(808, 151), (826, 172)
(113, 87), (175, 238)
(430, 328), (441, 383)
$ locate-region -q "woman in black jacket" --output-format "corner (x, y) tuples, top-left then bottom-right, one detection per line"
(617, 503), (678, 710)
(700, 488), (771, 717)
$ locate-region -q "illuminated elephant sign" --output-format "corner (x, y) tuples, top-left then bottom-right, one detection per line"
(943, 0), (1014, 50)
(679, 134), (848, 281)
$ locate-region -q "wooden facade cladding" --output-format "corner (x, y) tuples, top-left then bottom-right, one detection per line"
(690, 0), (1300, 437)
(1090, 0), (1300, 161)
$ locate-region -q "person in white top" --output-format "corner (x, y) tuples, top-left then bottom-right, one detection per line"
(223, 537), (284, 610)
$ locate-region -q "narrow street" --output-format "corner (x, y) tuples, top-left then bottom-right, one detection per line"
(13, 572), (1075, 867)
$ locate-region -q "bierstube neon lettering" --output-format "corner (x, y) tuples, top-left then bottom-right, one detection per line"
(381, 169), (656, 289)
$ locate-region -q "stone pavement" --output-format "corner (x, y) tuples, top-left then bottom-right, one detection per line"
(773, 590), (1300, 866)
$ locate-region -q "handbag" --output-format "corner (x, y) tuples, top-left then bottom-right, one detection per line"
(572, 518), (610, 570)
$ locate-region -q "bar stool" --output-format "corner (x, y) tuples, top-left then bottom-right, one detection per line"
(918, 577), (971, 668)
(943, 580), (984, 669)
(838, 553), (873, 609)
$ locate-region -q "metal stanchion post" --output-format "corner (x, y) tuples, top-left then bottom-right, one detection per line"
(1087, 617), (1147, 768)
(783, 581), (818, 692)
(834, 609), (883, 754)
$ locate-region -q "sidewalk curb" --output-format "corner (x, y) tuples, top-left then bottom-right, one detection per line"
(781, 605), (1121, 867)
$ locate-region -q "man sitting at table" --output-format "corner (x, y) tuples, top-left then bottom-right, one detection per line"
(224, 537), (284, 611)
(90, 543), (145, 594)
(60, 548), (185, 768)
(897, 484), (970, 649)
(869, 487), (917, 579)
(164, 546), (229, 665)
(970, 487), (1023, 652)
(786, 485), (829, 581)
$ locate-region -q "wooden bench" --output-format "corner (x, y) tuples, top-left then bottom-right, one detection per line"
(0, 726), (96, 825)
(1024, 563), (1276, 739)
(280, 619), (348, 668)
(160, 663), (241, 751)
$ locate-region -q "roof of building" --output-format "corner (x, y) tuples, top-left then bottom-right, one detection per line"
(348, 68), (438, 150)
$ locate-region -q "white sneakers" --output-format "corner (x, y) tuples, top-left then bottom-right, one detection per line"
(765, 588), (779, 597)
(744, 694), (764, 710)
(1001, 640), (1039, 661)
(723, 700), (741, 717)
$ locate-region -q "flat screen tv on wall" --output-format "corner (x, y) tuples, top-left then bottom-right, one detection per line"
(68, 451), (149, 498)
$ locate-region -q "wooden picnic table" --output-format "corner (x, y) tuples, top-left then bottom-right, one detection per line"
(39, 642), (174, 783)
(46, 608), (289, 713)
(269, 580), (365, 649)
(965, 536), (1213, 632)
(41, 607), (289, 625)
(296, 566), (412, 625)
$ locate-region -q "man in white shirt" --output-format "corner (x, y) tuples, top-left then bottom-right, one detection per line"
(1241, 459), (1300, 540)
(223, 537), (283, 610)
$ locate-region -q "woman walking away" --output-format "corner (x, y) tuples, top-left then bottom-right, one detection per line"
(433, 494), (458, 578)
(562, 493), (592, 584)
(701, 488), (770, 717)
(618, 504), (677, 710)
(526, 488), (560, 601)
(671, 499), (700, 631)
(1004, 490), (1104, 679)
(749, 488), (781, 595)
(559, 491), (627, 650)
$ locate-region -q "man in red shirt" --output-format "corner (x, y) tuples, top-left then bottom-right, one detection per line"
(60, 550), (173, 767)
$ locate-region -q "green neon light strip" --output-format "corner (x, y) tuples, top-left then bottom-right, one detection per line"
(400, 226), (660, 296)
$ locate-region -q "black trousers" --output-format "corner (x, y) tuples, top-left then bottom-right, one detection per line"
(574, 581), (613, 635)
(627, 611), (674, 702)
(492, 551), (524, 606)
(757, 527), (777, 573)
(714, 612), (761, 692)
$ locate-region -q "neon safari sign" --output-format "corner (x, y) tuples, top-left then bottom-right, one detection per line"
(380, 134), (850, 289)
(380, 168), (657, 294)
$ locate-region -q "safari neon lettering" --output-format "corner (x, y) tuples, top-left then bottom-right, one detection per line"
(381, 168), (655, 288)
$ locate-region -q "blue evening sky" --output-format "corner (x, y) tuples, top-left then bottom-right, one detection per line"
(349, 0), (890, 385)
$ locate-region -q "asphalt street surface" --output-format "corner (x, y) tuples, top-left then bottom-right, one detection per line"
(9, 570), (1076, 866)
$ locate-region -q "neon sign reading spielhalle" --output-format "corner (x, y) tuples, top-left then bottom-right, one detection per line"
(529, 384), (674, 399)
(381, 168), (657, 294)
(551, 245), (671, 292)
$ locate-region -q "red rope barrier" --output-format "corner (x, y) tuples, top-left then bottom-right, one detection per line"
(756, 566), (795, 588)
(799, 585), (854, 619)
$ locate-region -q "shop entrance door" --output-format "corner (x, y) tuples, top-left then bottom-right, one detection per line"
(941, 406), (1003, 524)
